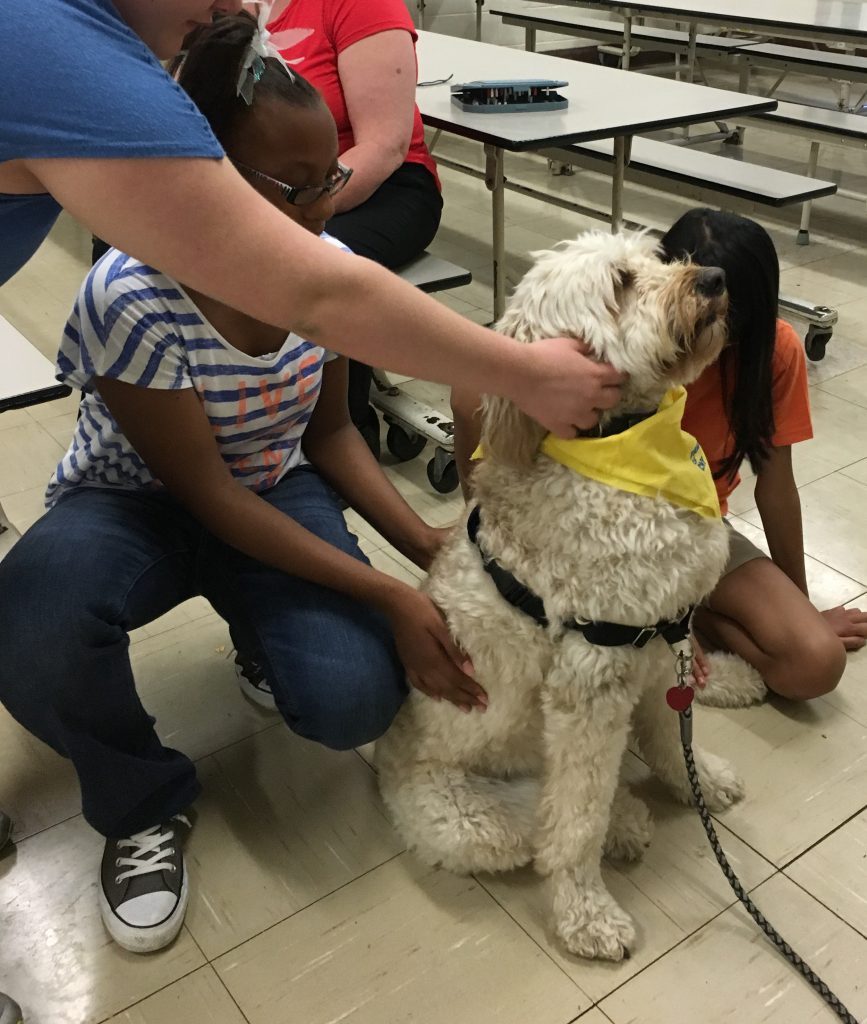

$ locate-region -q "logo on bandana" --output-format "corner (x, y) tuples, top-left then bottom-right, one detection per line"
(689, 442), (707, 472)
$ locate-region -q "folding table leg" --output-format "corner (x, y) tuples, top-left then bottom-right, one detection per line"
(484, 144), (507, 320)
(622, 11), (633, 71)
(798, 140), (821, 246)
(612, 135), (632, 233)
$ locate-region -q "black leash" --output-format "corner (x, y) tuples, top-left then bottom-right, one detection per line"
(670, 649), (858, 1024)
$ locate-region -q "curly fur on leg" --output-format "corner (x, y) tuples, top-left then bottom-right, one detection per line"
(696, 651), (768, 708)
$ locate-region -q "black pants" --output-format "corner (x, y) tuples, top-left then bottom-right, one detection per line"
(324, 161), (443, 434)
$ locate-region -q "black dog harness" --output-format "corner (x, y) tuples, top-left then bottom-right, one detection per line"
(467, 505), (693, 648)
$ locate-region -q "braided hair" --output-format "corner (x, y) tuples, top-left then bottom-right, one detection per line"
(170, 12), (322, 146)
(660, 208), (779, 481)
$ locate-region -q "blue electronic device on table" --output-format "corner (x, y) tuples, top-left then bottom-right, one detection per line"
(450, 79), (569, 113)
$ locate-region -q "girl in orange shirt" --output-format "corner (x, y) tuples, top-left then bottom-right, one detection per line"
(662, 209), (866, 700)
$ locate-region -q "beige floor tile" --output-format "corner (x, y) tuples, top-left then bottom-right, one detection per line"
(0, 407), (34, 431)
(0, 421), (65, 498)
(0, 706), (81, 841)
(102, 966), (246, 1024)
(790, 389), (867, 483)
(781, 254), (867, 309)
(842, 457), (867, 487)
(821, 364), (867, 411)
(689, 699), (867, 866)
(129, 596), (217, 644)
(806, 334), (867, 387)
(24, 388), (82, 423)
(0, 816), (205, 1024)
(0, 483), (48, 534)
(786, 807), (867, 938)
(727, 515), (867, 607)
(39, 408), (78, 447)
(480, 754), (774, 1003)
(186, 727), (403, 958)
(744, 472), (867, 582)
(131, 615), (278, 763)
(600, 873), (867, 1024)
(215, 853), (589, 1024)
(821, 647), (867, 731)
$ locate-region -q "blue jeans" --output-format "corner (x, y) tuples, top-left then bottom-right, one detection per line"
(0, 468), (405, 837)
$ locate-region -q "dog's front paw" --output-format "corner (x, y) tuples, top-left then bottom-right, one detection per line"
(604, 788), (653, 862)
(552, 874), (636, 961)
(696, 751), (745, 811)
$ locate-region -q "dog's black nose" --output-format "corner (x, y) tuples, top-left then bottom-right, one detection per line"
(696, 266), (726, 298)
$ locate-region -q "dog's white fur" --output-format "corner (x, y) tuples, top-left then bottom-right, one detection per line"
(376, 231), (746, 962)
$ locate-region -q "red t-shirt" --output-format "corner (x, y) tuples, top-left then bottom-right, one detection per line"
(682, 319), (813, 515)
(268, 0), (439, 187)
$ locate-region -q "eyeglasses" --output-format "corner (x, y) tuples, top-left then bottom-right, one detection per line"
(233, 160), (353, 207)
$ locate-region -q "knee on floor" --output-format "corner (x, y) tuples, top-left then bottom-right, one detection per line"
(287, 665), (407, 751)
(771, 631), (846, 700)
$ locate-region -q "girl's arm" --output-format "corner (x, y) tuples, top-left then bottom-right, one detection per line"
(754, 445), (808, 595)
(24, 155), (624, 437)
(333, 31), (416, 213)
(302, 359), (443, 569)
(95, 376), (487, 711)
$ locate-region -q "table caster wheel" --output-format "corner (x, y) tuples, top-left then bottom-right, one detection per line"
(427, 455), (459, 494)
(386, 423), (427, 462)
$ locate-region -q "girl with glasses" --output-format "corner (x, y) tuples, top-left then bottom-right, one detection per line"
(0, 13), (487, 956)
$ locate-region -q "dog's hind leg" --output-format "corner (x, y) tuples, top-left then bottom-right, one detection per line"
(535, 654), (640, 961)
(379, 758), (539, 875)
(633, 656), (745, 812)
(604, 785), (653, 862)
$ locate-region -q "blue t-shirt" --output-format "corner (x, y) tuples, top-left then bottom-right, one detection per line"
(0, 0), (224, 285)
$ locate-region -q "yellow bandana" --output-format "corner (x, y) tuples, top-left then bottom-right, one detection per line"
(538, 386), (720, 519)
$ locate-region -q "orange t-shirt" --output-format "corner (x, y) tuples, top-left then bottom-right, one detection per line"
(682, 320), (813, 515)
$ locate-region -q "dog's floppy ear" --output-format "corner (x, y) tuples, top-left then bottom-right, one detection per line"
(481, 394), (546, 468)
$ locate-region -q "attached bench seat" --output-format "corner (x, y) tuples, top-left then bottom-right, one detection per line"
(750, 100), (867, 146)
(395, 251), (472, 293)
(558, 136), (837, 208)
(489, 4), (752, 55)
(740, 42), (867, 82)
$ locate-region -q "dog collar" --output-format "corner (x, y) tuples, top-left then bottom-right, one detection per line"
(467, 506), (694, 647)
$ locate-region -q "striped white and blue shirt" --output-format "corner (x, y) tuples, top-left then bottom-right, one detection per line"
(46, 244), (344, 507)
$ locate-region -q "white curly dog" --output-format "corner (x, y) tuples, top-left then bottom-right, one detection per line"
(377, 230), (752, 962)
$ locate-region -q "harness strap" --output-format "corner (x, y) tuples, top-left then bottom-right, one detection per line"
(467, 505), (694, 647)
(467, 506), (548, 627)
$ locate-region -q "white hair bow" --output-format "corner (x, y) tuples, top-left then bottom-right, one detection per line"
(236, 0), (295, 105)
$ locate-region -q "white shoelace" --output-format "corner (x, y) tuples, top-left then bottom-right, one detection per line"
(114, 814), (190, 883)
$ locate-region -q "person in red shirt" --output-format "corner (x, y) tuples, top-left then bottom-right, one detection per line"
(662, 209), (866, 700)
(267, 0), (443, 452)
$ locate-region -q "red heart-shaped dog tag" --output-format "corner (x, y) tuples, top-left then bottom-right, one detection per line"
(666, 686), (694, 711)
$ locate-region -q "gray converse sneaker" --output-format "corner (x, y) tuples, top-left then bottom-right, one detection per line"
(0, 993), (23, 1024)
(235, 651), (277, 711)
(99, 814), (191, 953)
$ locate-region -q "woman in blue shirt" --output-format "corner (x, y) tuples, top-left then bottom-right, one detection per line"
(0, 0), (623, 436)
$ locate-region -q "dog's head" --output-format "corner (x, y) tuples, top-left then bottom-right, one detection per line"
(482, 230), (728, 466)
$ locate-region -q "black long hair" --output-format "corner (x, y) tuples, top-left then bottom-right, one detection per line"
(660, 208), (779, 481)
(170, 12), (321, 146)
